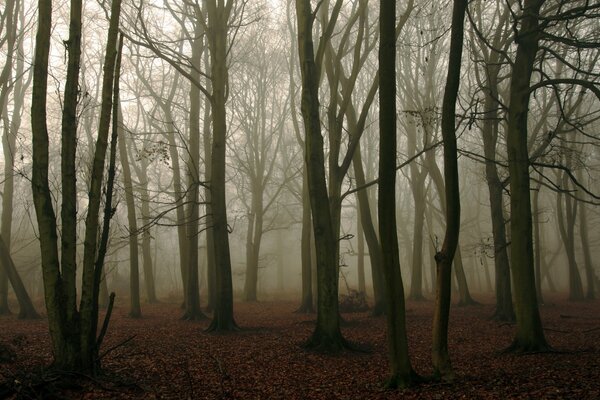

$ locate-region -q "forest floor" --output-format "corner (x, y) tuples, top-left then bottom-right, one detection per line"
(0, 295), (599, 399)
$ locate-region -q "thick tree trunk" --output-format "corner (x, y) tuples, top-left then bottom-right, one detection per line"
(206, 1), (237, 331)
(379, 0), (416, 387)
(431, 0), (467, 381)
(505, 0), (549, 352)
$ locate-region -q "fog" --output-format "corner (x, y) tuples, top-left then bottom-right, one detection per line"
(0, 0), (599, 394)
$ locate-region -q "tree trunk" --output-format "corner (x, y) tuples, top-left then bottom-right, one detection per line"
(118, 110), (142, 319)
(577, 188), (595, 300)
(31, 0), (122, 373)
(454, 247), (476, 306)
(505, 0), (549, 352)
(431, 0), (467, 381)
(555, 173), (584, 301)
(0, 236), (39, 318)
(139, 174), (158, 304)
(296, 166), (314, 313)
(481, 71), (514, 320)
(295, 0), (346, 350)
(182, 17), (206, 321)
(206, 0), (237, 331)
(379, 0), (416, 387)
(356, 207), (366, 294)
(350, 116), (385, 315)
(243, 194), (263, 301)
(532, 181), (544, 304)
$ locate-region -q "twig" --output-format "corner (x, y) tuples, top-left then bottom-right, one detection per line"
(583, 327), (600, 333)
(99, 335), (136, 360)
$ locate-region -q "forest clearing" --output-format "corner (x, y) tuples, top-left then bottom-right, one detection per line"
(1, 298), (599, 399)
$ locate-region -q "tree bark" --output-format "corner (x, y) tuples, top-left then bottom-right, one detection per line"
(431, 0), (467, 381)
(505, 0), (549, 352)
(379, 0), (416, 387)
(295, 0), (347, 350)
(206, 0), (237, 331)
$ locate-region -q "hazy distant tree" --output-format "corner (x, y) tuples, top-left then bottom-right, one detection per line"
(578, 195), (595, 300)
(431, 0), (467, 381)
(469, 0), (514, 320)
(133, 52), (190, 298)
(229, 28), (291, 302)
(555, 163), (584, 301)
(30, 0), (123, 372)
(0, 0), (38, 318)
(378, 0), (417, 387)
(117, 107), (142, 318)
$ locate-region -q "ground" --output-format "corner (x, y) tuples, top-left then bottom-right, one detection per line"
(0, 296), (599, 399)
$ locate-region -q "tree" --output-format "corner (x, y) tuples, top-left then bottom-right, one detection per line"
(204, 0), (238, 331)
(117, 107), (142, 318)
(0, 0), (38, 318)
(431, 0), (468, 381)
(378, 0), (417, 388)
(30, 0), (123, 372)
(504, 0), (549, 352)
(469, 0), (515, 320)
(295, 0), (348, 350)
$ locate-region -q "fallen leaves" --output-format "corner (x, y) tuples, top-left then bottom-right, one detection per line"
(0, 296), (599, 399)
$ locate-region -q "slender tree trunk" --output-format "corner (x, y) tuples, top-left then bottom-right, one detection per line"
(454, 247), (476, 306)
(243, 192), (264, 302)
(356, 207), (366, 294)
(556, 173), (584, 301)
(295, 0), (346, 350)
(379, 0), (416, 387)
(532, 181), (544, 304)
(351, 120), (385, 315)
(296, 166), (314, 313)
(578, 191), (595, 300)
(118, 110), (142, 319)
(481, 72), (514, 320)
(0, 236), (39, 318)
(409, 186), (426, 301)
(431, 0), (467, 381)
(139, 174), (158, 303)
(505, 0), (549, 352)
(182, 18), (206, 320)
